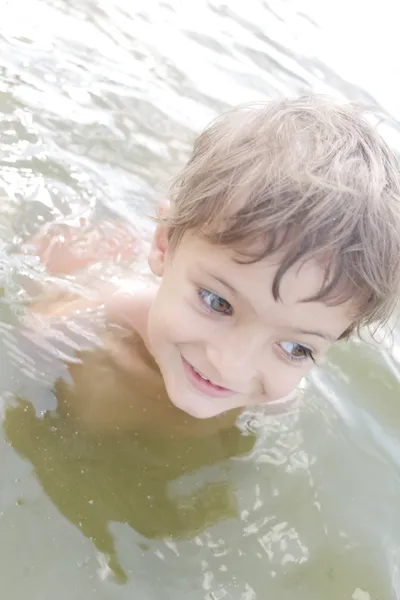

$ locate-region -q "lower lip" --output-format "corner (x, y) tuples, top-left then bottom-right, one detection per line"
(181, 357), (236, 398)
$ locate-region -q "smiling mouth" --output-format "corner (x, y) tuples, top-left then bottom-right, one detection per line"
(181, 356), (237, 398)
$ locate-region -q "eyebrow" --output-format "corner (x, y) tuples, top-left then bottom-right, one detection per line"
(208, 273), (238, 295)
(291, 328), (337, 342)
(206, 272), (338, 343)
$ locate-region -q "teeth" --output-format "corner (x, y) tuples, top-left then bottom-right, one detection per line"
(193, 366), (210, 382)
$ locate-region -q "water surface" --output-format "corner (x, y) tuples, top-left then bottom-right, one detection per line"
(1, 1), (400, 598)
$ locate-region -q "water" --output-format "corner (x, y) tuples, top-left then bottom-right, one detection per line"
(0, 0), (400, 598)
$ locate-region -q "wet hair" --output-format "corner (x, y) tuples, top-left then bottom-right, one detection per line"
(164, 95), (400, 337)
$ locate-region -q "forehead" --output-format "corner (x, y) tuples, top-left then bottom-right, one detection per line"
(173, 233), (355, 331)
(175, 233), (319, 298)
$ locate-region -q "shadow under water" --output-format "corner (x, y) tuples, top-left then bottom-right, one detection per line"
(4, 398), (256, 582)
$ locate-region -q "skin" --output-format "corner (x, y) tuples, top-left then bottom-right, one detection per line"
(26, 215), (355, 432)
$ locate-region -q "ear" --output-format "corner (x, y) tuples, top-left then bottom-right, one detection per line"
(148, 219), (170, 277)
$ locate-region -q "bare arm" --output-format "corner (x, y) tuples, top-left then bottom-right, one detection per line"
(25, 216), (139, 276)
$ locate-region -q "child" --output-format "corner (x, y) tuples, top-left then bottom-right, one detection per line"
(26, 95), (400, 434)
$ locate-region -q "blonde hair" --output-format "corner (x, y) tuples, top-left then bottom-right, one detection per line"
(165, 95), (400, 337)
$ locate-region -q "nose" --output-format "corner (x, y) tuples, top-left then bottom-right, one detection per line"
(206, 328), (261, 385)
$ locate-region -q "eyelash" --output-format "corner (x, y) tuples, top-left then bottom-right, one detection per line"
(278, 342), (316, 364)
(196, 288), (233, 315)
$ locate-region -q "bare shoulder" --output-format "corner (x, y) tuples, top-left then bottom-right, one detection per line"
(22, 284), (153, 426)
(26, 278), (155, 386)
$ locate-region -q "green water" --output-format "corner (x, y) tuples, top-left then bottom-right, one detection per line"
(1, 0), (400, 598)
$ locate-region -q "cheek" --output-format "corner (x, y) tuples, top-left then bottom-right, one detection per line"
(148, 294), (206, 347)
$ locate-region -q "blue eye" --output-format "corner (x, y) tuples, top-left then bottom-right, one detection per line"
(279, 341), (315, 363)
(197, 288), (233, 315)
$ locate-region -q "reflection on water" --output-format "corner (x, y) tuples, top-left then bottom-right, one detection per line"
(1, 0), (400, 598)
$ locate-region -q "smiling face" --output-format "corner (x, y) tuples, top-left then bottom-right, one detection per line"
(146, 226), (354, 419)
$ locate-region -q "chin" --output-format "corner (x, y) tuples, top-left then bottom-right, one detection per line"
(168, 391), (217, 420)
(174, 399), (215, 419)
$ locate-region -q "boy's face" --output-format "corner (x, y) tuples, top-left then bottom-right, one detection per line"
(147, 226), (354, 419)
